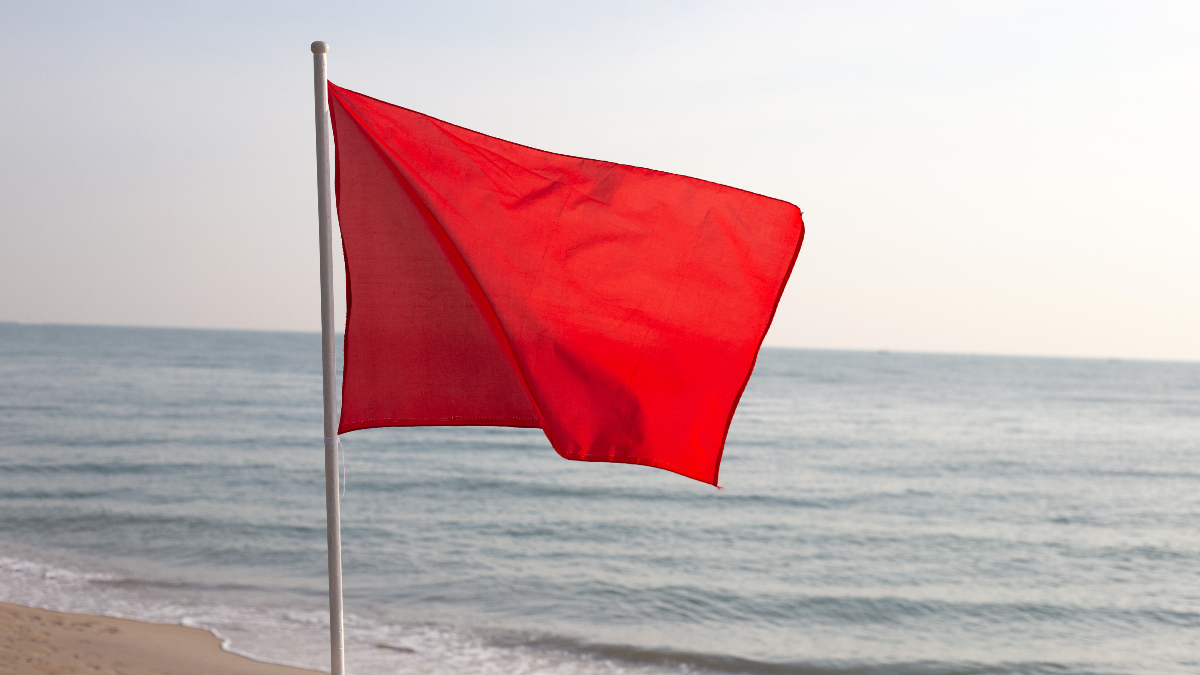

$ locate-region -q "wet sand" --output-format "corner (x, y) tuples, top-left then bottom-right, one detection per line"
(0, 601), (322, 675)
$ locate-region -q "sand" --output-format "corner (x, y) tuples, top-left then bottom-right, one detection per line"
(0, 601), (323, 675)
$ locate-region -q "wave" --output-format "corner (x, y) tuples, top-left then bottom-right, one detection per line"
(518, 635), (1102, 675)
(0, 552), (1125, 675)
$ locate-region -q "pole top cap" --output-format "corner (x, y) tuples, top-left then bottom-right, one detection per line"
(311, 41), (329, 54)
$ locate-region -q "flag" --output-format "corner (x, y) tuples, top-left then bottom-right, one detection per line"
(328, 82), (804, 486)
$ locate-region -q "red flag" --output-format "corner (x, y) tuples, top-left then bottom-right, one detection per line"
(329, 83), (804, 486)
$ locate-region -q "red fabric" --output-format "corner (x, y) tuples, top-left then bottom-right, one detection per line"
(329, 82), (804, 486)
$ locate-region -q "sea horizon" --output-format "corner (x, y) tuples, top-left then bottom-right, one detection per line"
(3, 319), (1195, 366)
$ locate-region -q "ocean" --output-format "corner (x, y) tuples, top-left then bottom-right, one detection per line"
(1, 323), (1197, 675)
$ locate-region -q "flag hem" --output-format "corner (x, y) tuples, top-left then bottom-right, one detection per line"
(710, 217), (806, 486)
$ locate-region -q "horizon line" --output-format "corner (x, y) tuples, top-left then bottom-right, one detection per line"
(3, 320), (1196, 366)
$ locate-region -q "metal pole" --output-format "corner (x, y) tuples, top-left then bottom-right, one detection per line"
(311, 39), (345, 675)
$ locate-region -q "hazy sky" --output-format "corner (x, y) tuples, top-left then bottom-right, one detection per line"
(3, 1), (1197, 361)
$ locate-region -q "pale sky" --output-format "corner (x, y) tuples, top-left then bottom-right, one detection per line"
(2, 1), (1197, 361)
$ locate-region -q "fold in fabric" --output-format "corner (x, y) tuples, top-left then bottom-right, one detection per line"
(329, 82), (804, 485)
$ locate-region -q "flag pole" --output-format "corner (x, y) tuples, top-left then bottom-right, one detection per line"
(311, 39), (346, 675)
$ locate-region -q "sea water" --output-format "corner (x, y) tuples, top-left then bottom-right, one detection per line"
(1, 323), (1197, 675)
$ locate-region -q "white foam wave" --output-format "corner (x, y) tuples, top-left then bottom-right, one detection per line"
(0, 552), (686, 675)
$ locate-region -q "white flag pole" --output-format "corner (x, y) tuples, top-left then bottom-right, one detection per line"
(311, 39), (346, 675)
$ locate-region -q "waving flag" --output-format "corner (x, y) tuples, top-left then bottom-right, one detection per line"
(328, 82), (804, 485)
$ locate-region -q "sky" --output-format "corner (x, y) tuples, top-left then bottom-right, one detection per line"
(2, 1), (1197, 361)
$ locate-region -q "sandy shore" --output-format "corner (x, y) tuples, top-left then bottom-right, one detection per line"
(0, 601), (322, 675)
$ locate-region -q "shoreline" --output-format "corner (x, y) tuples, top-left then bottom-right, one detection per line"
(0, 601), (323, 675)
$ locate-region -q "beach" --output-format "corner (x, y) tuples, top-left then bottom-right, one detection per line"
(0, 601), (319, 675)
